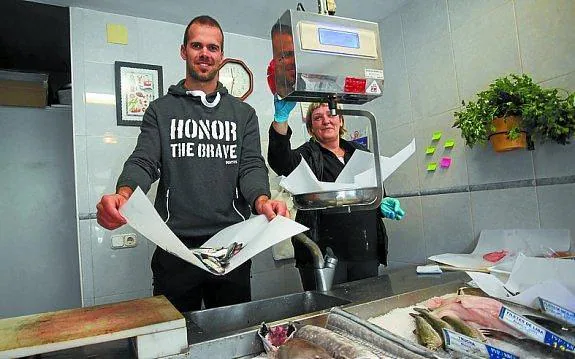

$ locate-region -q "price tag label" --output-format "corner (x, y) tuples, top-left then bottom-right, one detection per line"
(443, 329), (518, 359)
(539, 297), (575, 326)
(499, 306), (575, 352)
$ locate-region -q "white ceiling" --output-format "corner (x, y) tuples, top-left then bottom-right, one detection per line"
(26, 0), (409, 39)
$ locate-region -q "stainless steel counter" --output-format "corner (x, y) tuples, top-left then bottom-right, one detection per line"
(326, 266), (467, 303)
(27, 267), (469, 358)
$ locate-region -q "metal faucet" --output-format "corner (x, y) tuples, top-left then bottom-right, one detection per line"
(292, 233), (338, 291)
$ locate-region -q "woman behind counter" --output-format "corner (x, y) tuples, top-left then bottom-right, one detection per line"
(268, 100), (405, 290)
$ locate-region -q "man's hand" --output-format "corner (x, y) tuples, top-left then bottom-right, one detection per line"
(254, 195), (289, 220)
(96, 187), (133, 230)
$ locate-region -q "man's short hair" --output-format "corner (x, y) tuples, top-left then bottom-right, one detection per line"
(183, 15), (224, 50)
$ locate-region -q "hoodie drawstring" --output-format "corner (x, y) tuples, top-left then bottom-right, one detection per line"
(164, 188), (171, 223)
(232, 187), (246, 221)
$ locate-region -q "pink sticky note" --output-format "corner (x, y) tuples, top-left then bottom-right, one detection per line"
(440, 157), (452, 168)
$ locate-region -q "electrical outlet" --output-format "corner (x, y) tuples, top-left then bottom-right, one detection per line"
(124, 234), (137, 248)
(110, 233), (138, 249)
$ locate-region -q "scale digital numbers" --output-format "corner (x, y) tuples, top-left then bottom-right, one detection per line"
(443, 329), (518, 359)
(539, 297), (575, 326)
(499, 306), (575, 352)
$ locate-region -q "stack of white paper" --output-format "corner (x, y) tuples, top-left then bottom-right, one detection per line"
(429, 229), (571, 269)
(467, 254), (575, 310)
(428, 229), (574, 309)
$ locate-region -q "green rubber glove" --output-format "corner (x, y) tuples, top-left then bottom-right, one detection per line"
(380, 197), (405, 220)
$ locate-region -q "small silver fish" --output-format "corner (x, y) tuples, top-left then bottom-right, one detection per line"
(200, 256), (225, 274)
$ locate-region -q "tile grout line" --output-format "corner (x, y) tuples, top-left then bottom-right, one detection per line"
(398, 5), (423, 199)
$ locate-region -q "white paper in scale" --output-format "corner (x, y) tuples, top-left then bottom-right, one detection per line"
(467, 253), (575, 311)
(279, 139), (416, 195)
(121, 187), (308, 275)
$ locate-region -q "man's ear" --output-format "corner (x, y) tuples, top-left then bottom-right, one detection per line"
(180, 44), (187, 61)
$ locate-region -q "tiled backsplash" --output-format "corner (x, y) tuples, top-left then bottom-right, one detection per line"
(378, 0), (575, 271)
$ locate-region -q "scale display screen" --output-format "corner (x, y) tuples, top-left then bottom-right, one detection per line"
(318, 28), (359, 49)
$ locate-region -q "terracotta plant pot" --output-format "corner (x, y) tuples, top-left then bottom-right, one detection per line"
(489, 116), (527, 152)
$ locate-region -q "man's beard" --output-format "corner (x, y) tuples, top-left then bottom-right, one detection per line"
(188, 64), (218, 82)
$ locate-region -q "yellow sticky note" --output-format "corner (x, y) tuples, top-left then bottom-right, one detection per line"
(427, 162), (437, 171)
(432, 131), (442, 141)
(426, 146), (436, 155)
(444, 139), (455, 148)
(107, 24), (128, 45)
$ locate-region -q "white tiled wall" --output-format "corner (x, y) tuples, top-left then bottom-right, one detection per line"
(451, 1), (522, 101)
(378, 0), (575, 271)
(71, 8), (305, 306)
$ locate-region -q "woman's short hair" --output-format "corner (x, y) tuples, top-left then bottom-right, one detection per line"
(305, 102), (347, 137)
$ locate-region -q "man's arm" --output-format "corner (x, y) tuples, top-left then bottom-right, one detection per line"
(97, 105), (161, 230)
(116, 104), (162, 193)
(237, 109), (273, 213)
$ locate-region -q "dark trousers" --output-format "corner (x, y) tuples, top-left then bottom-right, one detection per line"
(298, 259), (379, 291)
(151, 246), (251, 312)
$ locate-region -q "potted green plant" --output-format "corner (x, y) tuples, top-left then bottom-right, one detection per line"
(453, 74), (575, 152)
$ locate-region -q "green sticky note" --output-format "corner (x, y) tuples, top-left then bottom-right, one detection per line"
(432, 131), (442, 141)
(426, 146), (436, 155)
(444, 139), (455, 148)
(427, 162), (437, 171)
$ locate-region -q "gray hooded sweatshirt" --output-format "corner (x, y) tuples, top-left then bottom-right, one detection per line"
(117, 80), (270, 239)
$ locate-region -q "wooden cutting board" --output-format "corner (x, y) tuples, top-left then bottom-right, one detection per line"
(0, 295), (185, 358)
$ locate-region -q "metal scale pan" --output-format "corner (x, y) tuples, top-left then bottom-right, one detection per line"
(292, 109), (383, 212)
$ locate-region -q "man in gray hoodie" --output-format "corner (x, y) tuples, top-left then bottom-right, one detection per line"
(96, 15), (288, 312)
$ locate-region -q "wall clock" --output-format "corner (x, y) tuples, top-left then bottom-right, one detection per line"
(218, 58), (254, 101)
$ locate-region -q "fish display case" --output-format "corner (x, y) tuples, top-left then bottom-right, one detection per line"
(341, 282), (575, 359)
(4, 268), (571, 358)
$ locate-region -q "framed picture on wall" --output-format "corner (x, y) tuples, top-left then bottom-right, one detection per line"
(114, 61), (163, 126)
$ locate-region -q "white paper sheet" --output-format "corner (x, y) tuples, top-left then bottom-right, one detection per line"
(468, 256), (575, 311)
(344, 138), (418, 187)
(279, 139), (416, 195)
(429, 229), (571, 269)
(505, 254), (575, 296)
(121, 187), (308, 275)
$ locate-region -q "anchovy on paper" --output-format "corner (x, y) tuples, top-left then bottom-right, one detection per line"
(191, 242), (244, 274)
(120, 187), (309, 275)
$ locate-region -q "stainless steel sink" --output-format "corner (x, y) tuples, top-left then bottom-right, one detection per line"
(184, 291), (351, 343)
